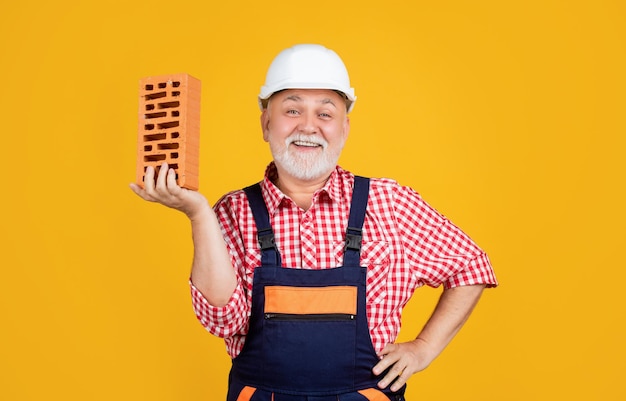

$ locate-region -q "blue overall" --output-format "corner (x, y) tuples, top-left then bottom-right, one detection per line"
(226, 177), (406, 401)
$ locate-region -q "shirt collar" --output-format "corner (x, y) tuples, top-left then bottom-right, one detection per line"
(260, 163), (345, 215)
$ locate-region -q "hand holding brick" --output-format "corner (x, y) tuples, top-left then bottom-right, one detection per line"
(137, 73), (201, 190)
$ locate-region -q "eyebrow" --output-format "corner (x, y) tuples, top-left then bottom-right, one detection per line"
(283, 95), (337, 107)
(283, 95), (302, 103)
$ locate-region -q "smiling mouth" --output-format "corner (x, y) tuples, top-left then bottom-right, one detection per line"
(292, 140), (322, 148)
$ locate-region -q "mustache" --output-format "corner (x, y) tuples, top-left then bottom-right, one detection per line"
(285, 134), (328, 148)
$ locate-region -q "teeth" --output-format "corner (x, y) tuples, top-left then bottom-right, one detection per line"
(293, 141), (320, 147)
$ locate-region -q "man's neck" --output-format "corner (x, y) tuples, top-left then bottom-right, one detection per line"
(274, 167), (332, 211)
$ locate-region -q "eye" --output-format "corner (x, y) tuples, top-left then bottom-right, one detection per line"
(286, 109), (300, 115)
(318, 112), (332, 119)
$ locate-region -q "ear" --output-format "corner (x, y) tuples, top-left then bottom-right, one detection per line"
(260, 109), (270, 142)
(343, 116), (350, 141)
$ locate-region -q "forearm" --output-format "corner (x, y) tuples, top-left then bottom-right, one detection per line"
(130, 164), (239, 307)
(415, 284), (486, 360)
(188, 205), (238, 307)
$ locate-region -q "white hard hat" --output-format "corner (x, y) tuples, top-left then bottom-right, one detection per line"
(258, 44), (356, 112)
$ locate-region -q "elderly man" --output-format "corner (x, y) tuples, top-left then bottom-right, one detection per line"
(131, 44), (497, 401)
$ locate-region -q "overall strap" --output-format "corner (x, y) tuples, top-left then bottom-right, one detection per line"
(344, 176), (370, 267)
(243, 183), (282, 267)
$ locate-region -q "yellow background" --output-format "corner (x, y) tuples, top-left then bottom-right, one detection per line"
(1, 0), (624, 400)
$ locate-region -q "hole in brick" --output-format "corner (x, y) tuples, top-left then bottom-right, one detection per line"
(145, 104), (155, 110)
(145, 84), (154, 90)
(158, 121), (180, 129)
(171, 132), (180, 138)
(171, 152), (179, 159)
(144, 145), (152, 151)
(172, 91), (180, 96)
(172, 81), (181, 87)
(145, 111), (167, 119)
(144, 133), (167, 141)
(172, 111), (180, 117)
(145, 91), (166, 100)
(144, 154), (166, 162)
(158, 143), (179, 150)
(158, 101), (180, 109)
(158, 82), (167, 89)
(144, 123), (155, 130)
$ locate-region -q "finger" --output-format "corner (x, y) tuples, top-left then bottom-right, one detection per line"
(372, 356), (393, 377)
(390, 366), (412, 391)
(166, 166), (181, 193)
(129, 182), (141, 194)
(143, 165), (156, 192)
(376, 342), (395, 358)
(129, 183), (156, 202)
(373, 343), (398, 375)
(377, 361), (406, 390)
(129, 182), (144, 197)
(390, 367), (409, 392)
(155, 162), (169, 192)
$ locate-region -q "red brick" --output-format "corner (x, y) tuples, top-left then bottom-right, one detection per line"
(137, 73), (201, 190)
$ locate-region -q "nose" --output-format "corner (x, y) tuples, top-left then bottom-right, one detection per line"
(297, 112), (318, 134)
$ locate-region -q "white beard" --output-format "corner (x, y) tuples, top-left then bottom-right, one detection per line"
(270, 133), (344, 181)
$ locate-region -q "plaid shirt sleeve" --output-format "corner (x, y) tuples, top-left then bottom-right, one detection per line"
(391, 183), (497, 289)
(189, 280), (247, 337)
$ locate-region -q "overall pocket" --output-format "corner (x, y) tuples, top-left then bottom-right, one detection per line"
(262, 285), (358, 394)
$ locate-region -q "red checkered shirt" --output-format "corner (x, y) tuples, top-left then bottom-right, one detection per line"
(190, 164), (497, 358)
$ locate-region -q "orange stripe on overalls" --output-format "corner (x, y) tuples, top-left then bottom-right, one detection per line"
(358, 388), (392, 401)
(235, 386), (256, 401)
